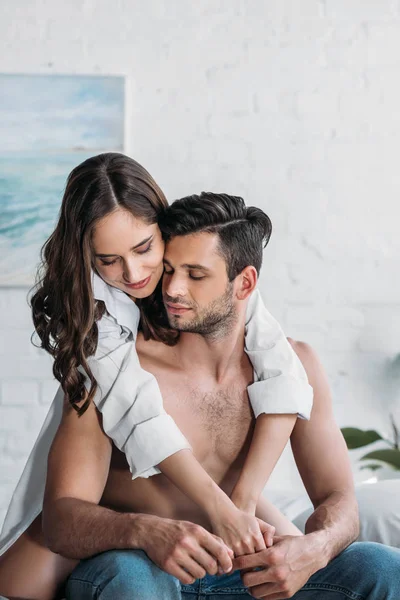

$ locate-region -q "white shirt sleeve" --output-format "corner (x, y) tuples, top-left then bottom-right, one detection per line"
(83, 312), (192, 480)
(245, 290), (314, 421)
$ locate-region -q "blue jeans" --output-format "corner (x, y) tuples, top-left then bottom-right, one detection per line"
(66, 542), (400, 599)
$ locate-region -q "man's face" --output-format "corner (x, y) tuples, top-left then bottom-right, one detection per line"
(162, 232), (237, 338)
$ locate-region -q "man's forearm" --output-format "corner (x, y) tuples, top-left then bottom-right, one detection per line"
(304, 490), (359, 568)
(43, 497), (153, 559)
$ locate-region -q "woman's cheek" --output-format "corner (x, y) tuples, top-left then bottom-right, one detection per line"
(95, 263), (121, 284)
(149, 243), (165, 270)
(95, 264), (109, 281)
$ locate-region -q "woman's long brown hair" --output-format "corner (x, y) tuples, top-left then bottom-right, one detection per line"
(30, 152), (177, 415)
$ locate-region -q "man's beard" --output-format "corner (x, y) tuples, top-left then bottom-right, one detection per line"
(165, 283), (237, 341)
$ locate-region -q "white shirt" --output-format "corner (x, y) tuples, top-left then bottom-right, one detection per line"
(0, 271), (313, 556)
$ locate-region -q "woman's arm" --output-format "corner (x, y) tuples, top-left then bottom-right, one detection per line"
(255, 495), (302, 537)
(43, 398), (236, 584)
(88, 315), (273, 556)
(228, 289), (314, 532)
(87, 306), (286, 555)
(158, 450), (275, 555)
(159, 450), (233, 519)
(229, 413), (297, 514)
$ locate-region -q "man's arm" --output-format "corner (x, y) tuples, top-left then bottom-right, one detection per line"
(233, 340), (359, 598)
(289, 339), (359, 559)
(42, 397), (141, 558)
(43, 397), (234, 583)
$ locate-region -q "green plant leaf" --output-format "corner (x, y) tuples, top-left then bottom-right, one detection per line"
(360, 449), (400, 470)
(341, 427), (383, 449)
(359, 464), (383, 471)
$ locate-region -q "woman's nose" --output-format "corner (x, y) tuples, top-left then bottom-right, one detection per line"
(123, 260), (142, 283)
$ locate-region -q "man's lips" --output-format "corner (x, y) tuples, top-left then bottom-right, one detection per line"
(125, 275), (151, 290)
(165, 302), (192, 315)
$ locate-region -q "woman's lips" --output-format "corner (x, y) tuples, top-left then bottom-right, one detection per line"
(125, 275), (151, 290)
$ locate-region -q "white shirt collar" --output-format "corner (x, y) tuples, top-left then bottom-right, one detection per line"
(91, 270), (140, 334)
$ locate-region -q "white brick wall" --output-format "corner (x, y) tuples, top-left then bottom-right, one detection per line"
(1, 0), (400, 527)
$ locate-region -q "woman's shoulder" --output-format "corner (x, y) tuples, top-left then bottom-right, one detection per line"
(90, 312), (139, 364)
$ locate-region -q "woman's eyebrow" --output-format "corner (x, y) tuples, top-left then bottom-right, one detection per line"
(96, 235), (153, 257)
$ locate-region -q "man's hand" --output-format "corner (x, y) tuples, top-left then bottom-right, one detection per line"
(232, 534), (326, 599)
(141, 516), (235, 585)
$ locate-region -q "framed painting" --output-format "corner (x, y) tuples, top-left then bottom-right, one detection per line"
(0, 74), (126, 285)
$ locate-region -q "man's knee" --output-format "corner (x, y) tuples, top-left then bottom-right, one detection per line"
(66, 549), (181, 600)
(341, 541), (398, 572)
(336, 541), (400, 595)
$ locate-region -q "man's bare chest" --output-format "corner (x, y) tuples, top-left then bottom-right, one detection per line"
(140, 357), (255, 464)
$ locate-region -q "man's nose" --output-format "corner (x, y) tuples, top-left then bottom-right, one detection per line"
(164, 273), (187, 298)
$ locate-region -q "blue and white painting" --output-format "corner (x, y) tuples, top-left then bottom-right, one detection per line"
(0, 74), (125, 285)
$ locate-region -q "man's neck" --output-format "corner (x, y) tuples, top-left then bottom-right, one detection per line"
(175, 310), (247, 383)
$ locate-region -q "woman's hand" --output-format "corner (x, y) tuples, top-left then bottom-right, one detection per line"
(210, 507), (275, 557)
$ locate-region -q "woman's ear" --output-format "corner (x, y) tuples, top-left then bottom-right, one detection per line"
(236, 266), (258, 300)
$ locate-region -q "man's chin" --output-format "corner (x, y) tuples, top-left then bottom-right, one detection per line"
(167, 315), (194, 332)
(168, 316), (185, 329)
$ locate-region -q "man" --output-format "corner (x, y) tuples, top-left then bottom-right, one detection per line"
(44, 193), (400, 599)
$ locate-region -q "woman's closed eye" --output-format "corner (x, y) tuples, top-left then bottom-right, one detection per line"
(136, 242), (152, 255)
(100, 243), (153, 266)
(101, 258), (118, 266)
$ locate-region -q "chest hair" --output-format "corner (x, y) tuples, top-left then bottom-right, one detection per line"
(171, 380), (255, 457)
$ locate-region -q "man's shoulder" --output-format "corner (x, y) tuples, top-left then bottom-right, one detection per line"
(286, 338), (324, 388)
(287, 338), (333, 419)
(287, 337), (315, 364)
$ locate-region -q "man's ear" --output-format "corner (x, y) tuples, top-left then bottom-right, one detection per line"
(236, 266), (258, 300)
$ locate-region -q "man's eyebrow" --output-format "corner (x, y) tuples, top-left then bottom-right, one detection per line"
(95, 235), (153, 258)
(182, 263), (210, 271)
(163, 259), (210, 272)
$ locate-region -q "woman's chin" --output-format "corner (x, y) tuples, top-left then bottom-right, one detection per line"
(126, 278), (159, 300)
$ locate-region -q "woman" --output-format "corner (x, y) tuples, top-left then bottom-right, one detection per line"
(0, 153), (312, 599)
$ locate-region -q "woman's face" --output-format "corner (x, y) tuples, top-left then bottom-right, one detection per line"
(92, 208), (164, 300)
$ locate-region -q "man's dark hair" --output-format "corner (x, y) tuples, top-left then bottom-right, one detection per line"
(159, 192), (272, 281)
